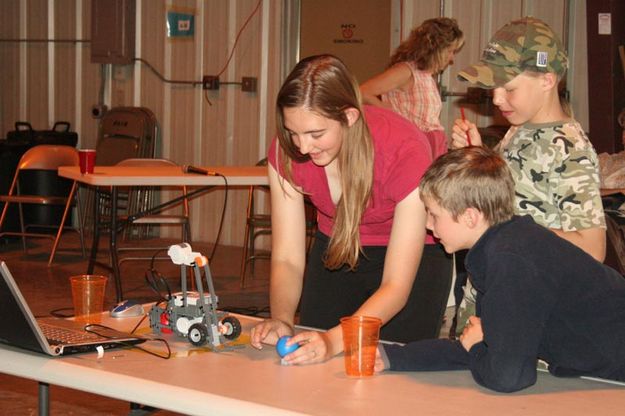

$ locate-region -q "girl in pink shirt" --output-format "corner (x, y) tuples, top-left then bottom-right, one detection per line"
(250, 55), (452, 365)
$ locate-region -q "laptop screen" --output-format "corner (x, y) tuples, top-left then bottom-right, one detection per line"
(0, 261), (49, 354)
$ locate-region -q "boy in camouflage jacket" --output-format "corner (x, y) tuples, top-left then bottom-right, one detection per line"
(451, 17), (606, 261)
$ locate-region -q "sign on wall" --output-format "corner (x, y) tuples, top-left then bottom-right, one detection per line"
(167, 11), (195, 38)
(300, 0), (392, 84)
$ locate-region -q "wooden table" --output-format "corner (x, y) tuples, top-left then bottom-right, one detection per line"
(58, 165), (268, 302)
(1, 313), (624, 416)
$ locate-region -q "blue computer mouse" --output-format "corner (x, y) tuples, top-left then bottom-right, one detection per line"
(110, 299), (145, 318)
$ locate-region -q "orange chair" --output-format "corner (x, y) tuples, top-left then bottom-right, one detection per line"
(0, 145), (86, 265)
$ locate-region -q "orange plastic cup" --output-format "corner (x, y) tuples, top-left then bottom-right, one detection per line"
(340, 316), (382, 377)
(69, 275), (107, 323)
(78, 149), (96, 174)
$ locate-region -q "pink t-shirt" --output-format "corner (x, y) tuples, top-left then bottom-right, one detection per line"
(268, 105), (434, 246)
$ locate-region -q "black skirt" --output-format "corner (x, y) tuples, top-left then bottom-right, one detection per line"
(299, 231), (452, 343)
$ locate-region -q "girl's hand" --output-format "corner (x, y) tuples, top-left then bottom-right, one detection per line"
(250, 318), (294, 349)
(280, 330), (333, 365)
(451, 118), (482, 148)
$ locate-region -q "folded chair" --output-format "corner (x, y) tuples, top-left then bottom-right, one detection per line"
(0, 145), (86, 265)
(113, 158), (192, 267)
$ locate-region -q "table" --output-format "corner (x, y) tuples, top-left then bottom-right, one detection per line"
(58, 165), (268, 302)
(1, 313), (624, 416)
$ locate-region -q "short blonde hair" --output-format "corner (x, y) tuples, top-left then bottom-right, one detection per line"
(420, 147), (515, 225)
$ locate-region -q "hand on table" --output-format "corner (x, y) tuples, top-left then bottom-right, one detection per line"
(250, 318), (293, 349)
(374, 346), (387, 373)
(280, 330), (332, 365)
(459, 315), (483, 351)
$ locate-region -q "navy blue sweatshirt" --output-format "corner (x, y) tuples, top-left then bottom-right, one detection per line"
(383, 215), (625, 392)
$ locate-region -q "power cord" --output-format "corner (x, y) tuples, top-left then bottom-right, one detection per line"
(133, 0), (263, 108)
(84, 323), (171, 359)
(144, 248), (173, 301)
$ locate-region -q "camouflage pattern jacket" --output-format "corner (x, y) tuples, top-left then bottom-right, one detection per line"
(495, 120), (606, 231)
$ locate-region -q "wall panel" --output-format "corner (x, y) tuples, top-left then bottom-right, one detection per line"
(26, 0), (49, 128)
(0, 0), (592, 248)
(54, 0), (77, 125)
(0, 1), (20, 135)
(79, 0), (99, 148)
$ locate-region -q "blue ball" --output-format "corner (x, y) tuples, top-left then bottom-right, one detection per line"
(276, 336), (299, 357)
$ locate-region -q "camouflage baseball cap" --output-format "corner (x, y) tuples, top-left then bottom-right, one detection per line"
(457, 17), (568, 88)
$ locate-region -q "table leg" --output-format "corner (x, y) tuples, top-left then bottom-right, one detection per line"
(38, 382), (49, 416)
(87, 188), (101, 275)
(110, 186), (123, 303)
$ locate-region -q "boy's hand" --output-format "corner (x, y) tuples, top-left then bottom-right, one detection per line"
(451, 118), (482, 148)
(374, 345), (387, 373)
(459, 316), (483, 351)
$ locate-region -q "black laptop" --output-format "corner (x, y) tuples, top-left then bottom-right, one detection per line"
(0, 261), (145, 356)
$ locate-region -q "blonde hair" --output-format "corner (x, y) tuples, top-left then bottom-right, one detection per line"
(275, 55), (374, 270)
(389, 17), (464, 73)
(420, 147), (515, 225)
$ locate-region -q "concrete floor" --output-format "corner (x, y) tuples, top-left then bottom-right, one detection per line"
(0, 232), (271, 415)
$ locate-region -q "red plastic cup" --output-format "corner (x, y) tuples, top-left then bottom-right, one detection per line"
(78, 149), (96, 174)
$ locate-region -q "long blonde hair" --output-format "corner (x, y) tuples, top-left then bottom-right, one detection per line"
(389, 17), (464, 73)
(276, 55), (374, 270)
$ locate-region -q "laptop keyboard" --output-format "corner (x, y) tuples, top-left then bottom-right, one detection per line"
(39, 322), (102, 344)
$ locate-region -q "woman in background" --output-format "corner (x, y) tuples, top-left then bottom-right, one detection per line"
(360, 17), (464, 159)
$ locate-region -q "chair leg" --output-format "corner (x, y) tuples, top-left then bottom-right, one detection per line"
(17, 202), (28, 253)
(0, 198), (10, 240)
(48, 182), (78, 266)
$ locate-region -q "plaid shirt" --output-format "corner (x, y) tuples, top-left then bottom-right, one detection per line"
(382, 62), (443, 132)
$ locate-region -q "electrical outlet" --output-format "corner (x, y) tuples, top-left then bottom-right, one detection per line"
(202, 75), (220, 90)
(241, 77), (257, 92)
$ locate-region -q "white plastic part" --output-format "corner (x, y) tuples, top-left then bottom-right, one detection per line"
(167, 243), (202, 266)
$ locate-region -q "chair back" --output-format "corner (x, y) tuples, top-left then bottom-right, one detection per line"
(95, 137), (141, 166)
(95, 107), (157, 165)
(18, 145), (79, 170)
(115, 158), (189, 239)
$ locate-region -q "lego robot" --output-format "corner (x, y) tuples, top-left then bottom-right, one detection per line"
(148, 243), (242, 350)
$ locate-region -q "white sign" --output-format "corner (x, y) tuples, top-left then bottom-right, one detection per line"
(598, 13), (611, 35)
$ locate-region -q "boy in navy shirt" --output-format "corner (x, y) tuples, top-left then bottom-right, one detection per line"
(377, 147), (625, 392)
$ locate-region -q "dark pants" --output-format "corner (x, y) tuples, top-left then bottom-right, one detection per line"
(299, 232), (452, 343)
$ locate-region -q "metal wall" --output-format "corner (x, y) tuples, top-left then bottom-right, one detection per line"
(0, 0), (591, 247)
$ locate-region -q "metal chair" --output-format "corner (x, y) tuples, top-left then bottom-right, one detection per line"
(113, 158), (192, 267)
(0, 145), (86, 265)
(239, 159), (317, 288)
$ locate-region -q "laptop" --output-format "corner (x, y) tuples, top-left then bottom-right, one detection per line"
(0, 261), (145, 356)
